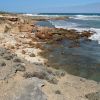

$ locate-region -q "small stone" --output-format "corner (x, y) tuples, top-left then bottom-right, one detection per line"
(46, 75), (58, 84)
(80, 78), (86, 82)
(13, 57), (21, 62)
(3, 54), (13, 60)
(29, 53), (35, 57)
(0, 52), (4, 56)
(55, 90), (61, 94)
(14, 64), (26, 72)
(0, 62), (6, 67)
(23, 72), (46, 79)
(10, 46), (15, 49)
(55, 70), (66, 77)
(22, 50), (26, 54)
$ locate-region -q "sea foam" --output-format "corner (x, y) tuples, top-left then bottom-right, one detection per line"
(73, 15), (100, 20)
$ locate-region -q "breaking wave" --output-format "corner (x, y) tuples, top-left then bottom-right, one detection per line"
(72, 15), (100, 20)
(49, 20), (100, 44)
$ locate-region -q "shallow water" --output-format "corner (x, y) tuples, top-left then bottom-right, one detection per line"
(36, 21), (55, 28)
(35, 19), (100, 82)
(41, 39), (100, 82)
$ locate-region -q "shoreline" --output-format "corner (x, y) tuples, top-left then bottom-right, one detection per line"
(0, 12), (100, 100)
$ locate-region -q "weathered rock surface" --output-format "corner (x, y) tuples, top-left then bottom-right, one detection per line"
(0, 12), (99, 100)
(85, 91), (100, 100)
(0, 48), (26, 80)
(0, 77), (47, 100)
(35, 27), (93, 45)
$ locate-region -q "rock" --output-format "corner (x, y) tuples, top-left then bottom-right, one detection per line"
(23, 70), (58, 84)
(16, 78), (47, 100)
(0, 61), (6, 67)
(10, 25), (20, 33)
(22, 50), (26, 54)
(18, 23), (33, 33)
(29, 53), (35, 57)
(46, 75), (58, 84)
(52, 34), (63, 41)
(23, 71), (46, 79)
(0, 23), (11, 33)
(81, 30), (94, 38)
(85, 91), (100, 100)
(8, 17), (18, 22)
(55, 70), (66, 77)
(55, 90), (61, 94)
(13, 64), (26, 72)
(13, 57), (22, 62)
(1, 77), (47, 100)
(3, 54), (13, 60)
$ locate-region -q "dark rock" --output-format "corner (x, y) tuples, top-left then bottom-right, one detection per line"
(29, 53), (35, 57)
(3, 54), (13, 60)
(85, 91), (100, 100)
(22, 50), (26, 54)
(55, 70), (66, 77)
(0, 61), (6, 67)
(23, 71), (46, 79)
(55, 90), (61, 94)
(0, 52), (5, 56)
(81, 30), (94, 38)
(47, 76), (58, 84)
(23, 71), (58, 84)
(13, 57), (22, 62)
(13, 64), (26, 72)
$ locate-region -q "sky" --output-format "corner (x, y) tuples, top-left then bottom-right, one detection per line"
(0, 0), (100, 13)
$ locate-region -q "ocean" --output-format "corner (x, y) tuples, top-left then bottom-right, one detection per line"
(37, 13), (100, 44)
(30, 13), (100, 82)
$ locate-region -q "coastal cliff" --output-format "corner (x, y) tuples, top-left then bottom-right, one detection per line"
(0, 12), (100, 100)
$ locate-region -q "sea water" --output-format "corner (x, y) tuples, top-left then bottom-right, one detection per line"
(34, 13), (100, 81)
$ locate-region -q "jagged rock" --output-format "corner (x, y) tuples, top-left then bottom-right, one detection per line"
(13, 63), (26, 72)
(13, 57), (22, 62)
(29, 53), (36, 57)
(85, 91), (100, 100)
(0, 24), (11, 33)
(54, 70), (66, 77)
(23, 70), (58, 84)
(0, 77), (47, 100)
(3, 54), (13, 60)
(55, 90), (61, 94)
(22, 50), (26, 54)
(18, 23), (33, 32)
(8, 17), (18, 22)
(15, 78), (47, 100)
(46, 75), (58, 84)
(0, 61), (6, 67)
(81, 31), (94, 38)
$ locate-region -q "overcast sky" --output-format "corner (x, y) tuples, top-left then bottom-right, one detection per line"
(0, 0), (100, 13)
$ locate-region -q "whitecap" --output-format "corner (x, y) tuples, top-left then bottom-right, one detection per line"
(72, 15), (100, 20)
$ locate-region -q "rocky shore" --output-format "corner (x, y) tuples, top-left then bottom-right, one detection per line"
(0, 12), (100, 100)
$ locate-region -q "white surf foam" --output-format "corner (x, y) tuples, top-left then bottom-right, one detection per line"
(23, 13), (60, 19)
(72, 15), (100, 20)
(23, 13), (35, 16)
(50, 20), (100, 44)
(49, 20), (79, 29)
(89, 28), (100, 44)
